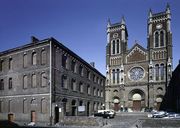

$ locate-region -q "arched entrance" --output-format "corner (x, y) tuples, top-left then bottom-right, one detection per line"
(113, 96), (120, 111)
(156, 96), (163, 110)
(129, 89), (145, 112)
(132, 93), (142, 111)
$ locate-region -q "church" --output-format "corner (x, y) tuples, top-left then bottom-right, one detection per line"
(105, 4), (173, 112)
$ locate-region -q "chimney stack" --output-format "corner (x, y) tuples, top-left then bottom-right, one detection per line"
(90, 62), (95, 68)
(31, 36), (39, 44)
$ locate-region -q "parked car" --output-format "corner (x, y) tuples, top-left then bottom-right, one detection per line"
(103, 111), (115, 119)
(163, 112), (180, 119)
(152, 111), (167, 118)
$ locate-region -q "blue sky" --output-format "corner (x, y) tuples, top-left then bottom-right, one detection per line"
(0, 0), (180, 75)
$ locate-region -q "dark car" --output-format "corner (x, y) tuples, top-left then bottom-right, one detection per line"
(103, 111), (115, 119)
(94, 112), (104, 117)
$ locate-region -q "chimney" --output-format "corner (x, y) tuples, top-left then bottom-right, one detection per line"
(31, 36), (39, 44)
(90, 62), (95, 68)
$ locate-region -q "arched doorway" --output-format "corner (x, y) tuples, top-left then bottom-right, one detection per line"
(156, 96), (163, 110)
(132, 93), (142, 111)
(129, 89), (145, 112)
(62, 98), (67, 116)
(113, 96), (120, 111)
(72, 100), (77, 116)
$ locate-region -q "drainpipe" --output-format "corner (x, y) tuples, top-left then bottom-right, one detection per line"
(49, 40), (52, 125)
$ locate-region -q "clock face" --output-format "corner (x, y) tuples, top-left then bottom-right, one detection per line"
(129, 67), (144, 81)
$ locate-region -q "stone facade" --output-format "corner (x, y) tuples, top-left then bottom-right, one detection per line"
(0, 37), (105, 124)
(105, 4), (173, 112)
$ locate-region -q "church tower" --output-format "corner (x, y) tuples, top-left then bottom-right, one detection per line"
(106, 17), (128, 109)
(105, 4), (173, 111)
(147, 4), (172, 108)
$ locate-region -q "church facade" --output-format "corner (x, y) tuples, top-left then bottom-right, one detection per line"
(105, 4), (173, 111)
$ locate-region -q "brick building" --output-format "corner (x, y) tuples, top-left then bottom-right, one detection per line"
(0, 37), (105, 124)
(105, 4), (173, 111)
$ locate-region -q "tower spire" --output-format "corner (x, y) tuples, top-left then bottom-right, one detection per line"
(107, 18), (111, 28)
(166, 3), (170, 14)
(121, 16), (126, 25)
(148, 8), (152, 18)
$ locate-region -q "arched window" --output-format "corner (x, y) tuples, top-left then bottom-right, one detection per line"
(62, 75), (68, 88)
(155, 32), (159, 47)
(62, 54), (67, 68)
(41, 99), (47, 113)
(23, 75), (28, 89)
(117, 40), (120, 54)
(160, 64), (164, 80)
(87, 85), (91, 95)
(155, 64), (159, 81)
(32, 74), (36, 87)
(23, 99), (28, 113)
(160, 31), (164, 47)
(41, 50), (46, 65)
(112, 69), (115, 84)
(79, 82), (83, 93)
(41, 72), (47, 87)
(112, 40), (115, 54)
(71, 79), (76, 91)
(23, 54), (28, 68)
(117, 69), (120, 84)
(32, 52), (37, 65)
(0, 100), (3, 113)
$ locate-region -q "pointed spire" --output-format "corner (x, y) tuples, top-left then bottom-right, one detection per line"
(166, 3), (170, 13)
(107, 18), (111, 27)
(149, 8), (152, 18)
(121, 16), (126, 25)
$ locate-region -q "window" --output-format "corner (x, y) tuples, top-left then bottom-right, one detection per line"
(155, 32), (159, 47)
(71, 60), (76, 73)
(155, 64), (159, 81)
(8, 100), (12, 112)
(71, 79), (76, 91)
(9, 58), (12, 70)
(79, 65), (83, 76)
(101, 90), (103, 97)
(93, 87), (96, 96)
(41, 50), (46, 65)
(41, 72), (47, 87)
(23, 75), (28, 89)
(9, 78), (12, 89)
(93, 74), (95, 82)
(0, 79), (4, 90)
(32, 74), (36, 87)
(117, 40), (120, 54)
(117, 69), (120, 84)
(112, 40), (115, 54)
(87, 85), (91, 95)
(23, 54), (28, 68)
(79, 82), (83, 93)
(41, 99), (47, 113)
(23, 99), (28, 113)
(62, 54), (67, 68)
(160, 31), (164, 47)
(32, 52), (37, 65)
(112, 69), (115, 84)
(97, 89), (100, 97)
(62, 75), (68, 88)
(0, 101), (3, 112)
(160, 64), (164, 80)
(87, 70), (90, 79)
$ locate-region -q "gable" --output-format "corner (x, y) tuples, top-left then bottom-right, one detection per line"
(126, 45), (147, 63)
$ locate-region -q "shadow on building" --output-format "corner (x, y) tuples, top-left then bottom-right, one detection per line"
(160, 61), (180, 112)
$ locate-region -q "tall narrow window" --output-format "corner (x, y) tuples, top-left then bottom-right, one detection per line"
(23, 54), (28, 68)
(32, 52), (37, 65)
(62, 54), (67, 68)
(9, 78), (12, 89)
(41, 72), (47, 87)
(41, 50), (46, 65)
(117, 69), (120, 84)
(71, 60), (76, 73)
(160, 31), (164, 47)
(79, 65), (83, 76)
(87, 85), (91, 95)
(155, 32), (159, 47)
(0, 101), (3, 113)
(160, 64), (164, 80)
(23, 99), (28, 113)
(155, 64), (159, 81)
(93, 87), (96, 96)
(9, 58), (12, 70)
(117, 40), (120, 54)
(79, 82), (83, 93)
(62, 75), (68, 88)
(71, 79), (76, 91)
(8, 100), (12, 112)
(0, 79), (4, 90)
(112, 69), (115, 84)
(23, 75), (28, 89)
(112, 40), (115, 54)
(41, 99), (47, 113)
(32, 74), (36, 87)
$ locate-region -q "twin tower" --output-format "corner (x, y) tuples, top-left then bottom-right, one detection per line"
(105, 4), (172, 111)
